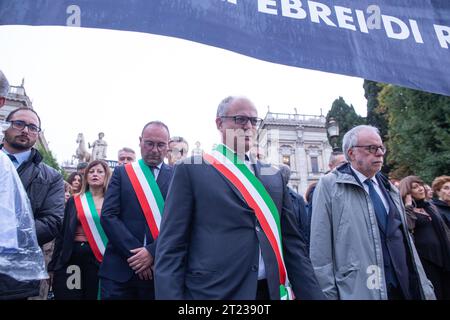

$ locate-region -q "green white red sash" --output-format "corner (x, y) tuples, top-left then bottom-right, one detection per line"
(203, 144), (294, 300)
(124, 159), (164, 239)
(74, 192), (108, 262)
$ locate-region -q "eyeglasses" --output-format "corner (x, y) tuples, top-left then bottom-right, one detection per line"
(8, 120), (41, 133)
(143, 141), (167, 151)
(221, 115), (262, 126)
(353, 145), (386, 154)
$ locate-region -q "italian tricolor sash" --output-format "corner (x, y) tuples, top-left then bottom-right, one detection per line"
(74, 192), (108, 262)
(203, 144), (294, 300)
(124, 160), (164, 239)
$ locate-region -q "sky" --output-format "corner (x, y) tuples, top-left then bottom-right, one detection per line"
(0, 25), (368, 165)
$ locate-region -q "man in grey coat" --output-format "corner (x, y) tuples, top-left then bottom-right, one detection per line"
(310, 125), (435, 300)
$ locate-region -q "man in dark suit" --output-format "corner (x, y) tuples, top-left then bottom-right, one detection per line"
(99, 121), (173, 300)
(154, 96), (324, 300)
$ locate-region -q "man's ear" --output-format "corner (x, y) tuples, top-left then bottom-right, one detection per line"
(215, 117), (222, 130)
(0, 97), (5, 108)
(347, 148), (354, 161)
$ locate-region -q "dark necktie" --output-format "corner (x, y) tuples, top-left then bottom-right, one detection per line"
(365, 179), (388, 230)
(150, 166), (157, 178)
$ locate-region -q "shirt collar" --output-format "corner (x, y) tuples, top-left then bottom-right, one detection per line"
(350, 165), (379, 186)
(2, 148), (31, 167)
(152, 161), (163, 171)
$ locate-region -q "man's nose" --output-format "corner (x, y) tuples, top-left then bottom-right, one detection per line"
(21, 125), (30, 133)
(243, 119), (253, 130)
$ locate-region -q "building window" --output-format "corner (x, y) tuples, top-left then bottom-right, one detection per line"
(311, 156), (319, 174)
(282, 155), (290, 166)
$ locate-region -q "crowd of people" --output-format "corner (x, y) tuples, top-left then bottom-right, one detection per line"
(1, 69), (449, 300)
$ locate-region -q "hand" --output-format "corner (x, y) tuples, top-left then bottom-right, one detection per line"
(405, 194), (413, 206)
(137, 268), (153, 281)
(127, 247), (153, 274)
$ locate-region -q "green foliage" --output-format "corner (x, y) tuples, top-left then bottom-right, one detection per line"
(364, 80), (388, 139)
(378, 85), (450, 183)
(364, 80), (391, 175)
(326, 96), (365, 150)
(36, 144), (66, 177)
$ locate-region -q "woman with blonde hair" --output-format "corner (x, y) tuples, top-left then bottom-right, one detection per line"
(48, 160), (111, 299)
(399, 175), (450, 299)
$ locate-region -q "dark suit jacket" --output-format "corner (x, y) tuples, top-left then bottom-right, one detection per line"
(154, 156), (324, 300)
(99, 162), (173, 283)
(48, 196), (96, 272)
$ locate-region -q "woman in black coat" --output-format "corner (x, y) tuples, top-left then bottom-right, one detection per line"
(48, 160), (111, 300)
(431, 175), (450, 229)
(400, 175), (450, 300)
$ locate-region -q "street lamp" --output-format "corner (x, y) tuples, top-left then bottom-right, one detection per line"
(327, 117), (340, 151)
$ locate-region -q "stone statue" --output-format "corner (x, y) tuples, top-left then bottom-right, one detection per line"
(89, 132), (108, 160)
(73, 133), (91, 163)
(191, 141), (204, 157)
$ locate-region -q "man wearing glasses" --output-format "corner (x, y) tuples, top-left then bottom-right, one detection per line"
(310, 125), (435, 300)
(0, 105), (65, 300)
(166, 136), (189, 166)
(100, 121), (173, 299)
(155, 96), (324, 300)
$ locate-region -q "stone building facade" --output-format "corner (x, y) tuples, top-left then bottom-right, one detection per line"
(257, 111), (333, 196)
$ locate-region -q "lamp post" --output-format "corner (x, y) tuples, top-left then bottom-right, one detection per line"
(327, 117), (340, 151)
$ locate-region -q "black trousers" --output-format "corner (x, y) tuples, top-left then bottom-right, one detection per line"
(53, 242), (99, 300)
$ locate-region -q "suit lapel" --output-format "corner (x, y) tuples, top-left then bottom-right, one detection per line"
(208, 161), (247, 205)
(156, 163), (171, 199)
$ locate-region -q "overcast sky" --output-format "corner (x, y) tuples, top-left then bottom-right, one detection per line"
(0, 25), (367, 165)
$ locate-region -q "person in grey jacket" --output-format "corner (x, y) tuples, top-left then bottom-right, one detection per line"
(0, 106), (64, 300)
(310, 125), (435, 300)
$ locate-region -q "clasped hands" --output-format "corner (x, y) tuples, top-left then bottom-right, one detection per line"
(127, 247), (154, 281)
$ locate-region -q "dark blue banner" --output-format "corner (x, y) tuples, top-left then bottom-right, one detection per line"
(1, 0), (449, 96)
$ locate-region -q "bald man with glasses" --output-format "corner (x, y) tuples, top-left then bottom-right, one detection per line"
(155, 96), (324, 300)
(99, 121), (173, 300)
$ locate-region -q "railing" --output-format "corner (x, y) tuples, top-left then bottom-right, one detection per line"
(263, 112), (326, 125)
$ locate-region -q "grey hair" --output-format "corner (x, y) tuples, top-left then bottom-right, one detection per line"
(342, 125), (380, 161)
(118, 147), (135, 156)
(216, 95), (254, 117)
(216, 96), (236, 118)
(0, 70), (10, 97)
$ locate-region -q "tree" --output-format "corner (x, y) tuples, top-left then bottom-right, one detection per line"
(364, 80), (391, 175)
(37, 145), (66, 178)
(326, 96), (365, 150)
(378, 85), (450, 183)
(364, 80), (388, 138)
